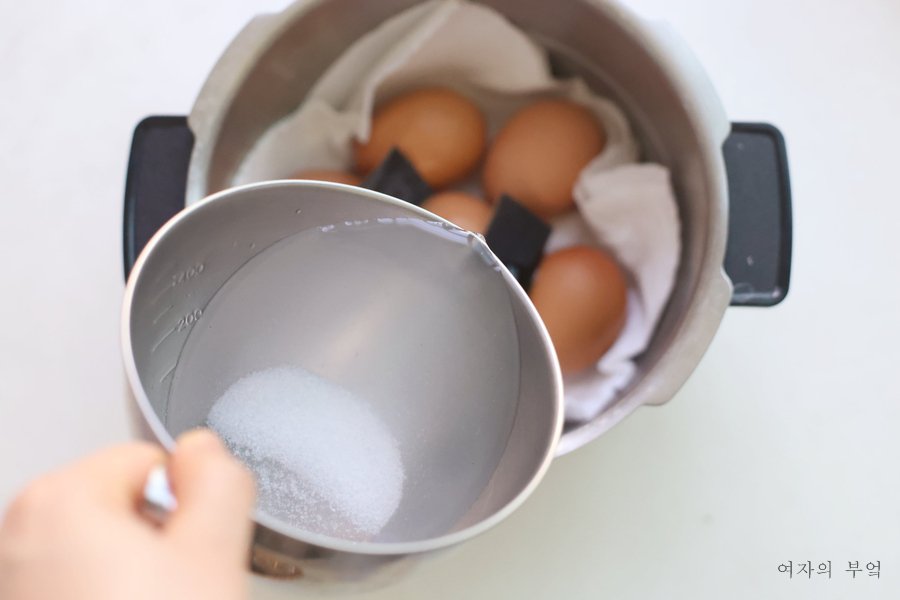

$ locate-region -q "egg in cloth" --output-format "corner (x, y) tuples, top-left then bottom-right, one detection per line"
(355, 87), (487, 189)
(483, 99), (606, 220)
(529, 246), (627, 374)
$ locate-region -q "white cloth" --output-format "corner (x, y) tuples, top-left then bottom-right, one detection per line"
(232, 0), (639, 183)
(231, 0), (680, 422)
(564, 164), (680, 421)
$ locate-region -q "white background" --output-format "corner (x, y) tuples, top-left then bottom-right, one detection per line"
(1, 0), (898, 598)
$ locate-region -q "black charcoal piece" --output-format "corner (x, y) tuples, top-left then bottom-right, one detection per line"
(361, 148), (432, 205)
(484, 195), (551, 291)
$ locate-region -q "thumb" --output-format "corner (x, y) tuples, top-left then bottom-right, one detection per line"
(165, 429), (256, 564)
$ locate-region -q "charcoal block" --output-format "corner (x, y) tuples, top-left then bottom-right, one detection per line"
(361, 148), (432, 205)
(484, 194), (551, 291)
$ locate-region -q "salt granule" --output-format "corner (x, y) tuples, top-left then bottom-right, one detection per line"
(207, 365), (404, 541)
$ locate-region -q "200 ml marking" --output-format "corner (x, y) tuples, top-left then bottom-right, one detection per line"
(151, 309), (203, 353)
(176, 309), (203, 331)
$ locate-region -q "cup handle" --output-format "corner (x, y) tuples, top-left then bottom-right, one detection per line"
(123, 116), (194, 280)
(141, 465), (178, 526)
(723, 122), (793, 306)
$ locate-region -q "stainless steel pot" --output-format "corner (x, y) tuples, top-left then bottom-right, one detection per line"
(122, 0), (792, 586)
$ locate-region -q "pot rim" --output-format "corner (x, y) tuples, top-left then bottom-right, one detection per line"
(182, 0), (734, 457)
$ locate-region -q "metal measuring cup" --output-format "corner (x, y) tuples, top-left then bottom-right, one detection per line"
(122, 181), (563, 586)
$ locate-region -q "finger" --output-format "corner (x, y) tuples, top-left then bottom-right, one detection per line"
(61, 442), (166, 512)
(165, 429), (255, 563)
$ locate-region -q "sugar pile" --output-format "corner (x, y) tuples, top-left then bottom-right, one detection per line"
(206, 365), (404, 541)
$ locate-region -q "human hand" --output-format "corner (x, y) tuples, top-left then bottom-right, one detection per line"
(0, 429), (255, 600)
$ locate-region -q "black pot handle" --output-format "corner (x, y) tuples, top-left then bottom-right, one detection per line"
(123, 116), (194, 280)
(722, 122), (793, 306)
(122, 117), (795, 306)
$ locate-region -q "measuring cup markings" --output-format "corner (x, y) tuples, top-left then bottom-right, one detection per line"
(150, 326), (178, 353)
(146, 259), (208, 353)
(176, 309), (203, 331)
(159, 363), (178, 383)
(152, 304), (174, 325)
(172, 263), (204, 286)
(150, 308), (204, 353)
(149, 263), (205, 304)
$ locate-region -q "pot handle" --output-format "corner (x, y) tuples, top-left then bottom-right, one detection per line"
(723, 122), (792, 306)
(123, 116), (194, 280)
(121, 117), (794, 306)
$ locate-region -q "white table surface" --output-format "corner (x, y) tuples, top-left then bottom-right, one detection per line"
(1, 0), (897, 598)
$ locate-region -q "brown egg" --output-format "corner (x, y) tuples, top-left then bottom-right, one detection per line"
(421, 191), (493, 234)
(483, 99), (606, 220)
(291, 169), (362, 186)
(529, 246), (627, 374)
(355, 88), (487, 189)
